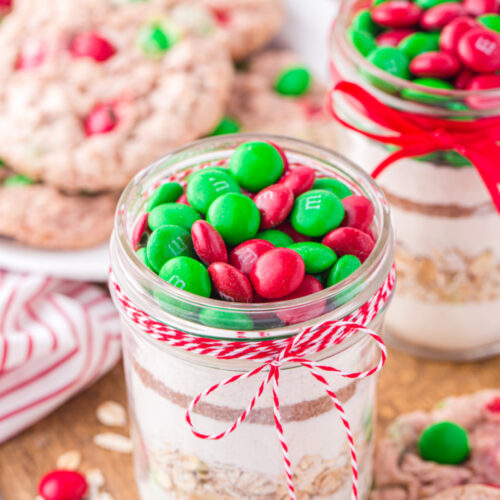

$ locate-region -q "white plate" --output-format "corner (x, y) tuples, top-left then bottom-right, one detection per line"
(0, 239), (110, 282)
(0, 0), (339, 282)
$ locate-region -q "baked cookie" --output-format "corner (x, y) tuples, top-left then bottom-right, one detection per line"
(371, 390), (500, 500)
(219, 49), (338, 148)
(0, 0), (233, 193)
(196, 0), (284, 61)
(0, 170), (118, 249)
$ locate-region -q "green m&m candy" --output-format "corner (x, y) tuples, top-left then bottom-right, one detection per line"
(478, 14), (500, 33)
(210, 116), (241, 136)
(313, 178), (353, 199)
(4, 174), (36, 187)
(365, 47), (410, 92)
(136, 247), (154, 271)
(229, 141), (284, 192)
(159, 256), (211, 297)
(137, 22), (175, 57)
(418, 421), (470, 465)
(348, 28), (377, 57)
(187, 169), (240, 214)
(146, 224), (194, 272)
(401, 78), (453, 104)
(274, 65), (312, 96)
(398, 32), (439, 60)
(290, 189), (345, 237)
(146, 182), (183, 211)
(415, 0), (456, 9)
(351, 9), (379, 36)
(187, 166), (228, 183)
(327, 255), (362, 286)
(199, 308), (253, 330)
(288, 242), (337, 274)
(148, 203), (201, 231)
(256, 229), (294, 247)
(207, 193), (260, 245)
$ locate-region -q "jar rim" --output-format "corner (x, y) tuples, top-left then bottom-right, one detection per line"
(332, 0), (500, 115)
(111, 133), (395, 339)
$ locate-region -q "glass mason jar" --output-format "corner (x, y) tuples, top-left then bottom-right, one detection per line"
(110, 135), (395, 500)
(330, 0), (500, 360)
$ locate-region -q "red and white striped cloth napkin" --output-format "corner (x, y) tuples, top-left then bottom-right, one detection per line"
(0, 270), (121, 443)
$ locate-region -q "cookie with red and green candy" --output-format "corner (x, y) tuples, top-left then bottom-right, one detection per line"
(371, 390), (500, 499)
(0, 0), (233, 193)
(133, 140), (378, 328)
(347, 0), (500, 108)
(210, 50), (338, 150)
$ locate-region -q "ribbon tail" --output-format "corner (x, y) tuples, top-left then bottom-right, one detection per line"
(271, 365), (297, 500)
(458, 145), (500, 213)
(185, 364), (270, 440)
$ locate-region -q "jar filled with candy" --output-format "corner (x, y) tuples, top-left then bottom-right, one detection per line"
(330, 0), (500, 360)
(110, 135), (395, 500)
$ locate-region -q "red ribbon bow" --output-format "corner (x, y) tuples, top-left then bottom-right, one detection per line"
(327, 81), (500, 212)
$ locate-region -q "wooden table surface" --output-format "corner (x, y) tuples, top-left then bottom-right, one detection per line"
(0, 349), (498, 500)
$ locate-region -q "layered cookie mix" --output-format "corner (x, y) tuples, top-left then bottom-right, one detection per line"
(218, 50), (338, 149)
(0, 0), (233, 193)
(0, 168), (117, 249)
(371, 390), (500, 500)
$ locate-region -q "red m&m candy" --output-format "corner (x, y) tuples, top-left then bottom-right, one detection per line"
(457, 27), (500, 72)
(277, 275), (325, 324)
(276, 220), (311, 243)
(439, 16), (479, 54)
(191, 220), (227, 265)
(84, 103), (118, 135)
(229, 239), (275, 275)
(376, 29), (416, 46)
(322, 227), (375, 263)
(371, 1), (423, 28)
(254, 184), (294, 230)
(38, 470), (87, 500)
(250, 248), (305, 299)
(277, 165), (315, 196)
(464, 0), (499, 16)
(70, 32), (116, 62)
(410, 51), (461, 78)
(341, 195), (375, 233)
(454, 68), (476, 89)
(466, 74), (500, 109)
(208, 262), (253, 303)
(421, 3), (467, 31)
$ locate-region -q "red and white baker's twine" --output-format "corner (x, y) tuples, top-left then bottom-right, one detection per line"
(110, 265), (395, 500)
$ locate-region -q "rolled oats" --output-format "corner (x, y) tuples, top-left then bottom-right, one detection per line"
(56, 450), (81, 470)
(93, 433), (133, 453)
(96, 401), (127, 428)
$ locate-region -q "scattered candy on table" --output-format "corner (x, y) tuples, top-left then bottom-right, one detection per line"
(347, 0), (500, 108)
(38, 469), (88, 500)
(133, 140), (377, 324)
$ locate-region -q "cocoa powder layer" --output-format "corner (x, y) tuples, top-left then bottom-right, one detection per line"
(133, 358), (358, 424)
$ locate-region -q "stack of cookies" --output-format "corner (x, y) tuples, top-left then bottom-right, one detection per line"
(0, 0), (336, 250)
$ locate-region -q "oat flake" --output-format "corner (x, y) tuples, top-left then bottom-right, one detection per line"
(56, 449), (82, 470)
(93, 432), (133, 453)
(96, 401), (127, 427)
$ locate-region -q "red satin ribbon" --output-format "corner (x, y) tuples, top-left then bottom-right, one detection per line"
(327, 81), (500, 212)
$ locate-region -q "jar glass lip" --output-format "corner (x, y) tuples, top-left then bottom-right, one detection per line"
(112, 133), (394, 335)
(332, 0), (500, 110)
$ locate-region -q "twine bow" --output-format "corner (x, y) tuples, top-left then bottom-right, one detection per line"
(327, 81), (500, 212)
(110, 265), (396, 500)
(186, 322), (387, 500)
